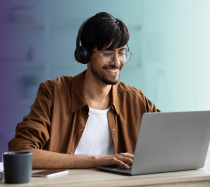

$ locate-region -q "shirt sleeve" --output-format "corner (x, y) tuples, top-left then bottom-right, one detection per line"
(145, 97), (161, 112)
(138, 90), (161, 113)
(8, 81), (53, 151)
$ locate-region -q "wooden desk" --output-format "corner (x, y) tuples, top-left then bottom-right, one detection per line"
(1, 158), (210, 187)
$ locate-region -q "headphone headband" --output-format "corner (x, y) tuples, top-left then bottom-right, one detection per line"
(75, 18), (91, 53)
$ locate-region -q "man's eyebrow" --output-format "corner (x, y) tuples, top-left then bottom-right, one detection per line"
(118, 47), (127, 50)
(102, 47), (127, 51)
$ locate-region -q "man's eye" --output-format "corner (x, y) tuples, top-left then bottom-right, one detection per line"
(119, 51), (126, 56)
(103, 52), (113, 57)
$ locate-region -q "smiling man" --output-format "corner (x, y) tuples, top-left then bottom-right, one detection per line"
(9, 12), (160, 169)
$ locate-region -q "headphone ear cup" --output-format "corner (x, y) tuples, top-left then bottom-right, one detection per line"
(80, 46), (90, 64)
(74, 48), (82, 63)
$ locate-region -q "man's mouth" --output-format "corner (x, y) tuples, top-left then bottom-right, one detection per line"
(105, 68), (119, 73)
(103, 66), (121, 75)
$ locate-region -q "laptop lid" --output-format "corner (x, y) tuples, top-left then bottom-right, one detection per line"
(131, 111), (210, 175)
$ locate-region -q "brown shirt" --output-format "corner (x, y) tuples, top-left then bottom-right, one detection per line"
(9, 70), (160, 154)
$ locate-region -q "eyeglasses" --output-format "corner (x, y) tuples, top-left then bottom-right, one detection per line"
(92, 50), (132, 65)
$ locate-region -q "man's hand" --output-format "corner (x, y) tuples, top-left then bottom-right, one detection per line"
(96, 152), (134, 169)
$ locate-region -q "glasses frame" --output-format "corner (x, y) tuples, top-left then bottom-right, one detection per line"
(92, 50), (132, 65)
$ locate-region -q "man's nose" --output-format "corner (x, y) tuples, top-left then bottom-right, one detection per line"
(112, 53), (121, 67)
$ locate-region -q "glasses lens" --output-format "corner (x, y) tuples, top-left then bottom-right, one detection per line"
(101, 52), (115, 64)
(125, 50), (131, 63)
(101, 50), (131, 64)
(119, 50), (131, 64)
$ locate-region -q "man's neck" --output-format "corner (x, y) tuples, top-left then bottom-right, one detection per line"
(84, 69), (112, 110)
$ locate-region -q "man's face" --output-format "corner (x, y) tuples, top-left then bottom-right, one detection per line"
(88, 46), (126, 85)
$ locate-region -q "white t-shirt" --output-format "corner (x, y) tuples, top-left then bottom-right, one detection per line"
(74, 107), (114, 156)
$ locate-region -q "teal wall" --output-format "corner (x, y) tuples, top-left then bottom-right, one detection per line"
(138, 0), (210, 112)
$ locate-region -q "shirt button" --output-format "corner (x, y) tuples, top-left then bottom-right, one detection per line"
(79, 128), (82, 132)
(112, 129), (115, 132)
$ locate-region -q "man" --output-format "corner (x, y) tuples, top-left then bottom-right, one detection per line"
(9, 12), (160, 169)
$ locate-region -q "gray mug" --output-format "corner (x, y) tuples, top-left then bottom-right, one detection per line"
(3, 152), (33, 184)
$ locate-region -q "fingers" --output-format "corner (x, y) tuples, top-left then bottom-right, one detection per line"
(118, 152), (134, 159)
(98, 152), (134, 169)
(111, 157), (130, 169)
(115, 154), (133, 166)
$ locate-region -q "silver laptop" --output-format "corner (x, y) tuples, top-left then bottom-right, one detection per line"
(98, 111), (210, 175)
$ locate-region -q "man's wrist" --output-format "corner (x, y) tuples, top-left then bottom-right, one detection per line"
(93, 156), (101, 167)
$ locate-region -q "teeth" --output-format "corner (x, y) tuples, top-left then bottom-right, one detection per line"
(106, 69), (118, 73)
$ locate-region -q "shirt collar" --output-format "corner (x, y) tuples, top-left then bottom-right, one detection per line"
(70, 70), (120, 115)
(111, 83), (120, 115)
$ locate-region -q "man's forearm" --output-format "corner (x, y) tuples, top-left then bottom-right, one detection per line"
(23, 149), (99, 169)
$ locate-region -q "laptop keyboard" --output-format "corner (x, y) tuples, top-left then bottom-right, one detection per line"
(97, 165), (132, 175)
(111, 165), (132, 173)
